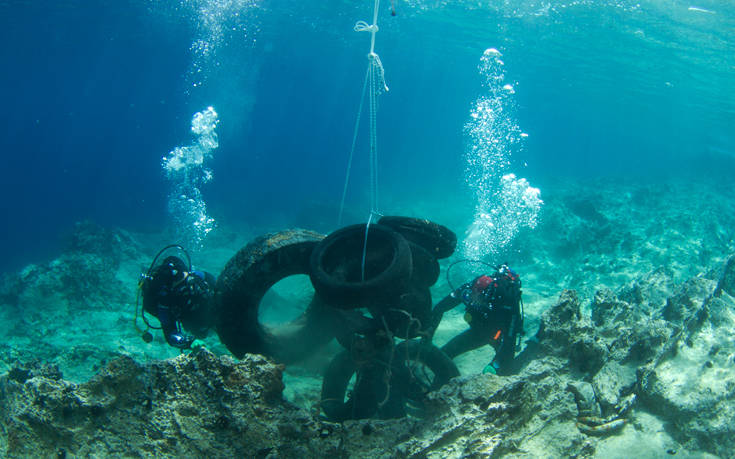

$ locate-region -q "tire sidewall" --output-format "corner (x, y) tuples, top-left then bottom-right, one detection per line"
(309, 223), (413, 308)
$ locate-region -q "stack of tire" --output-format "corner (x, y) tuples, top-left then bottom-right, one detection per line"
(309, 217), (457, 338)
(214, 216), (459, 421)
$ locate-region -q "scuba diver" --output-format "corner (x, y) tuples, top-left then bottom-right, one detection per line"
(430, 264), (523, 375)
(136, 246), (217, 350)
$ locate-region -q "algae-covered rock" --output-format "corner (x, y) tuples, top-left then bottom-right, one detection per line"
(567, 381), (601, 417)
(714, 254), (735, 298)
(387, 371), (586, 458)
(0, 349), (592, 458)
(536, 290), (607, 375)
(592, 361), (636, 412)
(616, 266), (675, 312)
(536, 289), (586, 354)
(0, 350), (304, 458)
(638, 292), (735, 458)
(591, 288), (632, 327)
(662, 276), (717, 322)
(529, 263), (735, 458)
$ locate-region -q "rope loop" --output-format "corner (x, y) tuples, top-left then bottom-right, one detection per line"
(354, 20), (379, 33)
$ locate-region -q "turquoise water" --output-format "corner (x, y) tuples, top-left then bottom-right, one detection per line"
(2, 0), (734, 385)
(1, 0), (733, 272)
(1, 2), (734, 455)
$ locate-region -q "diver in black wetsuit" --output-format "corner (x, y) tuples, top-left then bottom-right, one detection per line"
(430, 264), (523, 375)
(140, 255), (216, 349)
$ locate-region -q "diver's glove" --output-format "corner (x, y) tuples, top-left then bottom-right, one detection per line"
(189, 339), (206, 351)
(482, 361), (499, 375)
(454, 282), (473, 302)
(168, 332), (195, 349)
(186, 271), (214, 299)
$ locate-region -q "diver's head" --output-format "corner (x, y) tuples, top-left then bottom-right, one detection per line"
(157, 256), (188, 281)
(472, 275), (493, 293)
(161, 256), (188, 275)
(461, 275), (494, 309)
(140, 255), (188, 298)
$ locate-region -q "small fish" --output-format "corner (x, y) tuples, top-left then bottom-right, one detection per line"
(577, 419), (626, 436)
(578, 416), (618, 426)
(688, 6), (715, 14)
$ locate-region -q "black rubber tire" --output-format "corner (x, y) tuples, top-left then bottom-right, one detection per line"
(321, 349), (391, 422)
(394, 340), (459, 401)
(321, 340), (459, 421)
(368, 286), (433, 339)
(320, 350), (359, 422)
(309, 223), (413, 309)
(215, 229), (335, 363)
(332, 310), (381, 349)
(407, 242), (440, 288)
(378, 216), (457, 260)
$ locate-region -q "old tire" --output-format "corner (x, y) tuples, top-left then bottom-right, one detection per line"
(215, 229), (334, 363)
(368, 286), (433, 339)
(408, 242), (440, 288)
(321, 340), (458, 421)
(309, 223), (413, 309)
(394, 340), (459, 402)
(321, 349), (391, 421)
(378, 216), (457, 260)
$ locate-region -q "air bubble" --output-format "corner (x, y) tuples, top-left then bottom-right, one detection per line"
(162, 107), (220, 250)
(463, 51), (542, 259)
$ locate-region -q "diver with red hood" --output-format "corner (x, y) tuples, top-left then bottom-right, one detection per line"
(430, 264), (523, 375)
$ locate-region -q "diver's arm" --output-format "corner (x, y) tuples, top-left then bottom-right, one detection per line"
(426, 285), (468, 340)
(434, 289), (463, 315)
(437, 280), (475, 313)
(156, 304), (193, 349)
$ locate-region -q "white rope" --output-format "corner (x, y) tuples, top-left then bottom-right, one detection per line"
(339, 0), (390, 224)
(369, 62), (377, 212)
(342, 0), (391, 280)
(361, 211), (375, 281)
(354, 0), (381, 55)
(338, 65), (370, 226)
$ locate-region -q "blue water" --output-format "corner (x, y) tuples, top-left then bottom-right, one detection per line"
(1, 0), (733, 272)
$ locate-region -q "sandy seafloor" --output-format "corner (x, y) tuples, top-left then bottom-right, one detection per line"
(1, 174), (734, 457)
